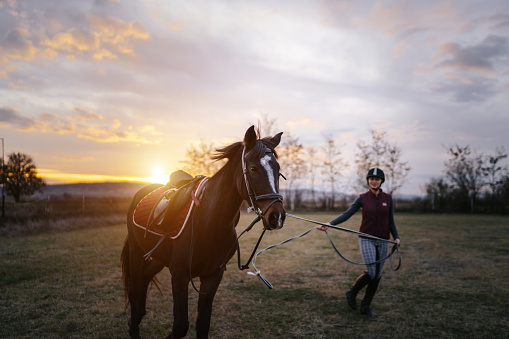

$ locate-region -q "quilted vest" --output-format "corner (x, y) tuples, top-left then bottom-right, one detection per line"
(359, 190), (392, 239)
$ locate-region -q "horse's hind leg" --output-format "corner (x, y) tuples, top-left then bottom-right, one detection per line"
(140, 259), (165, 320)
(126, 242), (164, 338)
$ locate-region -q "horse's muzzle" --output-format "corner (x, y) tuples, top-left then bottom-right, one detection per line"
(262, 201), (286, 230)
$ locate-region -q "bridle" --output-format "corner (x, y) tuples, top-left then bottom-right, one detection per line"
(241, 146), (284, 222)
(236, 145), (284, 270)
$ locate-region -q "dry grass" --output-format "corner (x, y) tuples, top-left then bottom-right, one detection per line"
(0, 213), (508, 338)
(0, 197), (129, 236)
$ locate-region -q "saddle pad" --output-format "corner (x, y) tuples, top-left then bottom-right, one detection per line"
(133, 178), (207, 239)
(133, 186), (170, 235)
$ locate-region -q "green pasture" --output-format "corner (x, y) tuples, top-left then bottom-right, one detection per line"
(1, 213), (508, 338)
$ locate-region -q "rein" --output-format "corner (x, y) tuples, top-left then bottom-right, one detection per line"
(248, 213), (401, 289)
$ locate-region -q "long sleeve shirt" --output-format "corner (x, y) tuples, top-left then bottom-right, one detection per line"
(329, 190), (399, 240)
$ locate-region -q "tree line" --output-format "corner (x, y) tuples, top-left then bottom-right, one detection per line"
(3, 117), (507, 215)
(422, 145), (509, 213)
(179, 116), (508, 214)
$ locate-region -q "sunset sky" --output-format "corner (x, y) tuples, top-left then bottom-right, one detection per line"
(1, 0), (508, 196)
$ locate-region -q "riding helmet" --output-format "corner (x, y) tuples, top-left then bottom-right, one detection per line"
(366, 167), (385, 183)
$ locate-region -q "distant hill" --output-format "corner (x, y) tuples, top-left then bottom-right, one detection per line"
(33, 182), (152, 198)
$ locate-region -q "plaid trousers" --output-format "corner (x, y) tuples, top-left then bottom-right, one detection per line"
(359, 237), (389, 279)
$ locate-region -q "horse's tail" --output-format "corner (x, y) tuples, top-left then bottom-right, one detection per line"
(121, 234), (164, 310)
(120, 236), (131, 309)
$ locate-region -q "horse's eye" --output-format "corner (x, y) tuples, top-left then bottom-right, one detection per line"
(249, 165), (258, 172)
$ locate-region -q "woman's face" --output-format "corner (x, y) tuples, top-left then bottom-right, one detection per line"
(368, 177), (382, 190)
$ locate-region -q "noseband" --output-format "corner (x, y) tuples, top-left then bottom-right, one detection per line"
(241, 146), (283, 222)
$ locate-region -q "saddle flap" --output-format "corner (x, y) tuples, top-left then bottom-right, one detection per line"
(162, 176), (206, 226)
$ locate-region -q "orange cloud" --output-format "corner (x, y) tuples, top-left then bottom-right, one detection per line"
(1, 28), (38, 61)
(39, 15), (150, 60)
(72, 107), (104, 121)
(0, 28), (38, 76)
(93, 48), (117, 60)
(42, 29), (98, 53)
(1, 106), (161, 144)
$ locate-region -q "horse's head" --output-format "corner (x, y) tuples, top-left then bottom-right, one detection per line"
(242, 125), (286, 230)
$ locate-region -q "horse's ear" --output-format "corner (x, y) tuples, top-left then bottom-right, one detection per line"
(268, 132), (283, 148)
(244, 125), (257, 151)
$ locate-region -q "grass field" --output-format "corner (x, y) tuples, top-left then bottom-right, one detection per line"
(1, 213), (508, 338)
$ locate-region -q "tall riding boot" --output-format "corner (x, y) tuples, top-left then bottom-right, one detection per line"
(360, 277), (381, 317)
(345, 272), (371, 310)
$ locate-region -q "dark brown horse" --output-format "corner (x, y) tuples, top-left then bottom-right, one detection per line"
(121, 126), (286, 338)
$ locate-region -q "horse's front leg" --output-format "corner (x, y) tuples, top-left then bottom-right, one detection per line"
(166, 273), (190, 339)
(196, 269), (224, 339)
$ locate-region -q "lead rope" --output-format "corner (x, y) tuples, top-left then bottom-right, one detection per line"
(248, 214), (401, 289)
(248, 226), (317, 289)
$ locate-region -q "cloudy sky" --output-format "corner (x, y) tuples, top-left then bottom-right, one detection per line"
(1, 0), (508, 196)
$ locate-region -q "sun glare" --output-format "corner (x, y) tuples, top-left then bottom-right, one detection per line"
(145, 166), (170, 184)
(146, 173), (170, 184)
(39, 166), (174, 185)
(153, 166), (163, 176)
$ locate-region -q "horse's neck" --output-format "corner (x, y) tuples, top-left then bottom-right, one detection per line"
(205, 166), (244, 221)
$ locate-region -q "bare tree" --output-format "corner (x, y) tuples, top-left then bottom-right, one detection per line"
(3, 152), (46, 203)
(179, 140), (225, 177)
(423, 177), (452, 212)
(320, 133), (346, 211)
(279, 132), (306, 210)
(481, 146), (508, 198)
(444, 145), (484, 212)
(307, 146), (319, 209)
(256, 112), (279, 138)
(355, 129), (410, 194)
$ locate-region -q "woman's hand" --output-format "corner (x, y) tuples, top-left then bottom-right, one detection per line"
(318, 222), (331, 231)
(395, 238), (401, 246)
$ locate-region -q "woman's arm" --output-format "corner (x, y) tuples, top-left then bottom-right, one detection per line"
(318, 196), (362, 231)
(330, 196), (362, 225)
(389, 202), (401, 245)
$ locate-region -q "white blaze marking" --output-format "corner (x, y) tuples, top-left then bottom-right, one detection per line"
(260, 154), (277, 193)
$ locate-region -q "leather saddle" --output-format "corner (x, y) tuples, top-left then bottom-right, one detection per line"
(133, 171), (207, 238)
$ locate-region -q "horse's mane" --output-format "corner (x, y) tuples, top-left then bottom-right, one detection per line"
(211, 136), (279, 162)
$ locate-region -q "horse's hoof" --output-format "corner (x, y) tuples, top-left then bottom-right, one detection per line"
(129, 330), (141, 339)
(128, 319), (140, 339)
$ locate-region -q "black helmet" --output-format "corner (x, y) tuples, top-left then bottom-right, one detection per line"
(366, 167), (385, 183)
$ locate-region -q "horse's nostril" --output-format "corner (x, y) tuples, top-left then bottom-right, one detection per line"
(267, 213), (278, 229)
(270, 212), (284, 229)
